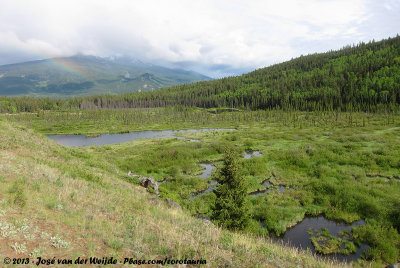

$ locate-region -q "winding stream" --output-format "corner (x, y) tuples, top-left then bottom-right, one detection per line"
(191, 151), (265, 200)
(190, 164), (216, 200)
(198, 163), (215, 179)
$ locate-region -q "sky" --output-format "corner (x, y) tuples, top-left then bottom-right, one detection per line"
(0, 0), (399, 78)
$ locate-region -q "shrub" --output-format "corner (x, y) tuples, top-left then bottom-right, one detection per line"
(8, 182), (27, 208)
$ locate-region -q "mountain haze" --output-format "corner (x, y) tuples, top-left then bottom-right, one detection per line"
(0, 55), (210, 97)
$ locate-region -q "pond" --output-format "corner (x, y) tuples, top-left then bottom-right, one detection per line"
(47, 128), (233, 147)
(244, 151), (262, 159)
(366, 174), (400, 182)
(277, 216), (368, 263)
(248, 178), (286, 197)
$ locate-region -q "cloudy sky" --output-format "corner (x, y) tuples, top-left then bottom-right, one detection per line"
(0, 0), (399, 77)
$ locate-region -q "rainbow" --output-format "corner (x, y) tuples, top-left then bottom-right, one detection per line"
(48, 57), (89, 78)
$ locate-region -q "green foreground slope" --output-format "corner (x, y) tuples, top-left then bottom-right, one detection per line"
(0, 118), (345, 267)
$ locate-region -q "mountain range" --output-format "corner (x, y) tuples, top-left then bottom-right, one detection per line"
(0, 55), (210, 97)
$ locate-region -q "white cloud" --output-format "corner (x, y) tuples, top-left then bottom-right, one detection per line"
(0, 31), (65, 57)
(0, 0), (398, 77)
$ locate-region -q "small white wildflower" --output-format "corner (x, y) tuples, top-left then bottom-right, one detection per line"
(17, 224), (30, 233)
(30, 247), (45, 257)
(50, 235), (70, 248)
(24, 232), (36, 240)
(41, 231), (50, 239)
(11, 242), (26, 253)
(0, 222), (17, 237)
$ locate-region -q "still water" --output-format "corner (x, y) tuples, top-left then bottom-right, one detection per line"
(278, 216), (368, 263)
(244, 151), (262, 159)
(190, 163), (216, 200)
(47, 128), (233, 147)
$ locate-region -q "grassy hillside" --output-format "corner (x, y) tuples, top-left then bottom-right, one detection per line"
(0, 55), (209, 97)
(0, 118), (348, 267)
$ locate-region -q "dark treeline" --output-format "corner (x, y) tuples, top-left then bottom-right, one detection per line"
(1, 36), (400, 113)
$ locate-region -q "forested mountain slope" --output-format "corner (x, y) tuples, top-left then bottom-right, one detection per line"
(77, 36), (400, 112)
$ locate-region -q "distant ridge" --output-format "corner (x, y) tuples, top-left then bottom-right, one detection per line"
(0, 55), (210, 97)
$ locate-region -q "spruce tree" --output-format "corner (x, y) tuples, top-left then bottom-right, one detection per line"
(211, 147), (250, 230)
